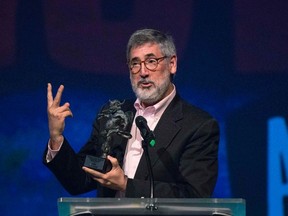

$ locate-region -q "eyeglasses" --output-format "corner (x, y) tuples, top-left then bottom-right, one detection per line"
(128, 56), (167, 74)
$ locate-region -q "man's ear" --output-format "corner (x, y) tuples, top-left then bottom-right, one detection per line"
(169, 55), (177, 75)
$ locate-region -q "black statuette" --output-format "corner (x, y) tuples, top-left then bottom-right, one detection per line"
(84, 100), (132, 173)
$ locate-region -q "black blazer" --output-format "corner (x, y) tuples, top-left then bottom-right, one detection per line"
(44, 94), (219, 198)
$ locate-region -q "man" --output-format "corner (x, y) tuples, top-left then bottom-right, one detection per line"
(44, 29), (219, 198)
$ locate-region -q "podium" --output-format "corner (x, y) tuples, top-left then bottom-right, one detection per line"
(57, 198), (245, 216)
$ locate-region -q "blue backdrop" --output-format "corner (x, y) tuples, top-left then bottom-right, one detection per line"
(0, 1), (287, 215)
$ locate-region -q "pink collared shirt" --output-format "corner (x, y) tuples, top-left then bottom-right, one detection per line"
(123, 85), (176, 179)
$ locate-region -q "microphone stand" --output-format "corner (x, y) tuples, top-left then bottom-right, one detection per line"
(141, 139), (157, 210)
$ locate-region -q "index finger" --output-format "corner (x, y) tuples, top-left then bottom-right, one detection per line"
(47, 83), (53, 108)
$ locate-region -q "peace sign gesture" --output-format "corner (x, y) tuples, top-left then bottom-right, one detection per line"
(47, 83), (73, 150)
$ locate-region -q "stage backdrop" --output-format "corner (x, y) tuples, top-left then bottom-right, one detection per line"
(0, 1), (288, 216)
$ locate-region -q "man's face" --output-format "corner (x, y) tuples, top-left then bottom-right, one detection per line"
(129, 43), (177, 107)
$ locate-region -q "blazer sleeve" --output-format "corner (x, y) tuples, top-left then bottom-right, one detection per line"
(43, 137), (98, 195)
(43, 106), (104, 195)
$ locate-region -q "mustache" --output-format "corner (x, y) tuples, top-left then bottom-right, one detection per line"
(137, 78), (154, 86)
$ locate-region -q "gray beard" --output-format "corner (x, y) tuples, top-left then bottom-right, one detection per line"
(131, 76), (170, 105)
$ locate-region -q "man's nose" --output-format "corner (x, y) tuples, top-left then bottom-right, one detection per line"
(139, 62), (149, 77)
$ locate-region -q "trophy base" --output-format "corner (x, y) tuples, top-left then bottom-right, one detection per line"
(84, 155), (112, 173)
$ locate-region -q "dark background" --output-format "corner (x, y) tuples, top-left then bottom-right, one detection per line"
(0, 0), (287, 215)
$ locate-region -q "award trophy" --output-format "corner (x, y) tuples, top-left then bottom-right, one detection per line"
(84, 100), (132, 173)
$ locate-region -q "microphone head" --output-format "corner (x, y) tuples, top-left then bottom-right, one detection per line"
(135, 116), (156, 147)
(135, 116), (148, 137)
(135, 115), (147, 128)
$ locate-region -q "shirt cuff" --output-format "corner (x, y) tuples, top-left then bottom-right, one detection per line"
(45, 139), (63, 163)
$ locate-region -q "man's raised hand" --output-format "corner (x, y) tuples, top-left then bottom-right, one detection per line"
(47, 83), (73, 150)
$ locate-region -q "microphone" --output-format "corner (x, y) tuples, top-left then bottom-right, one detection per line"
(135, 116), (156, 201)
(135, 116), (156, 147)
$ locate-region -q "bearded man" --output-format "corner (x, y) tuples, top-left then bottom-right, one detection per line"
(44, 29), (219, 198)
